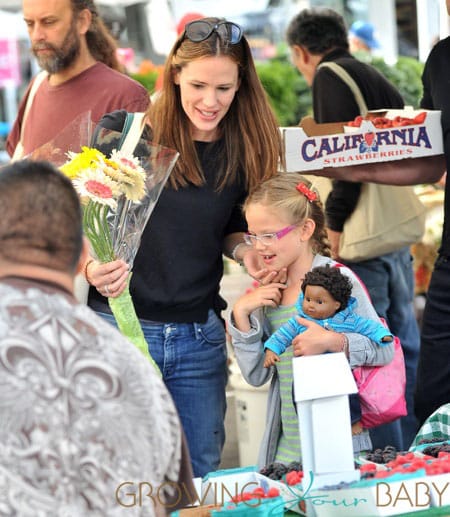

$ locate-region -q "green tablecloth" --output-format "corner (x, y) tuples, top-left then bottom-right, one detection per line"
(411, 403), (450, 448)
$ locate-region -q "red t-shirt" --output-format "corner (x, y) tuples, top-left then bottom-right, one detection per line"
(6, 62), (150, 157)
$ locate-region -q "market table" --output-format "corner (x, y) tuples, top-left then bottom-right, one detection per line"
(285, 507), (450, 516)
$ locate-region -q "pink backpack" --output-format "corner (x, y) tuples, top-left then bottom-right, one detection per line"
(353, 325), (407, 428)
(335, 263), (407, 428)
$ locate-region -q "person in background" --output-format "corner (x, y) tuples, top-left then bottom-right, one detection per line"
(348, 20), (380, 54)
(229, 174), (393, 467)
(82, 17), (285, 477)
(414, 0), (450, 427)
(0, 160), (194, 517)
(153, 11), (205, 94)
(176, 12), (205, 36)
(6, 0), (149, 159)
(286, 7), (419, 451)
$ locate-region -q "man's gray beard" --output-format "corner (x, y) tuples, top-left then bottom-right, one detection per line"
(33, 17), (81, 74)
(36, 41), (80, 74)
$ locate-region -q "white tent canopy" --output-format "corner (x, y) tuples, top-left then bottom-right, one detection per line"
(0, 8), (27, 38)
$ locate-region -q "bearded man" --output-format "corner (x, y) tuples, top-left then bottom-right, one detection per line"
(6, 0), (149, 159)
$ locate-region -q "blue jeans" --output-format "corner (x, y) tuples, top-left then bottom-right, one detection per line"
(415, 255), (450, 426)
(345, 247), (420, 451)
(98, 309), (228, 477)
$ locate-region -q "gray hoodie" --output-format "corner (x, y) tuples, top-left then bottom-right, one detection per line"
(227, 255), (394, 468)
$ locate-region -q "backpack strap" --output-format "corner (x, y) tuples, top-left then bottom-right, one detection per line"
(117, 112), (146, 154)
(318, 62), (368, 116)
(12, 70), (48, 161)
(333, 261), (371, 300)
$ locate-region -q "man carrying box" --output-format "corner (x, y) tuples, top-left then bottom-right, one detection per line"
(286, 7), (420, 452)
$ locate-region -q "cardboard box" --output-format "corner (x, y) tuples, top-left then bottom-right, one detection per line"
(174, 469), (450, 516)
(281, 108), (443, 172)
(210, 496), (285, 516)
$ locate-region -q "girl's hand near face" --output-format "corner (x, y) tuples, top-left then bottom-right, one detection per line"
(252, 267), (288, 286)
(292, 317), (343, 356)
(232, 282), (286, 332)
(243, 247), (288, 285)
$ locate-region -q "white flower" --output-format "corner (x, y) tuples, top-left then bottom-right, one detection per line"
(72, 168), (120, 209)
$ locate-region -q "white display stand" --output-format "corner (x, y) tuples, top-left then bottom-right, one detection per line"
(293, 352), (360, 513)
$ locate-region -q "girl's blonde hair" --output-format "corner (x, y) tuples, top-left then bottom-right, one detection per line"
(148, 17), (284, 191)
(243, 173), (331, 256)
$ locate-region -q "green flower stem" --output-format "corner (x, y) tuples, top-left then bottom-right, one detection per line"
(83, 202), (114, 262)
(82, 202), (160, 373)
(108, 276), (161, 375)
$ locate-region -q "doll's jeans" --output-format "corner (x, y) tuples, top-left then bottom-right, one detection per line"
(98, 308), (228, 478)
(345, 246), (420, 451)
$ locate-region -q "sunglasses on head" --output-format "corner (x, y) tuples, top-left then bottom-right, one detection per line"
(183, 20), (243, 45)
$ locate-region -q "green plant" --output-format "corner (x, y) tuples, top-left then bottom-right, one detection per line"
(369, 56), (424, 108)
(129, 71), (159, 94)
(256, 59), (311, 126)
(255, 55), (424, 126)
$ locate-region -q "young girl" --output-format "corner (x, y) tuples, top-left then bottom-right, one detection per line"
(228, 174), (394, 468)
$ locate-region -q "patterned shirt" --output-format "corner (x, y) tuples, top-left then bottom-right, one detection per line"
(0, 277), (186, 516)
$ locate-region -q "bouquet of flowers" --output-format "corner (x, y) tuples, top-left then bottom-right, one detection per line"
(30, 112), (179, 372)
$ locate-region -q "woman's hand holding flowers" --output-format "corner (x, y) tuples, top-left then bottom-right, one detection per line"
(85, 258), (129, 298)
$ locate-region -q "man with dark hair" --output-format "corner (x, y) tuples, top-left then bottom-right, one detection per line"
(0, 160), (84, 273)
(7, 0), (149, 159)
(0, 160), (193, 516)
(286, 7), (420, 451)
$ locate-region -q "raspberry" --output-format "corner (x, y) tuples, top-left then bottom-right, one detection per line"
(267, 487), (280, 498)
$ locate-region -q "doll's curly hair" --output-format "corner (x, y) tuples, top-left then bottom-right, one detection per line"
(301, 265), (352, 310)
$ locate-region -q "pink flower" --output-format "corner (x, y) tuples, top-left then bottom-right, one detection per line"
(85, 180), (114, 199)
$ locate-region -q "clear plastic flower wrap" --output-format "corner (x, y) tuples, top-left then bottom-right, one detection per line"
(27, 110), (95, 167)
(28, 111), (179, 372)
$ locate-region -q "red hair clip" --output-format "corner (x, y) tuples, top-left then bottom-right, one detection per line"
(296, 182), (317, 202)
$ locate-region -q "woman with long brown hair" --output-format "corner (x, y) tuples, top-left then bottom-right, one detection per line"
(84, 17), (284, 477)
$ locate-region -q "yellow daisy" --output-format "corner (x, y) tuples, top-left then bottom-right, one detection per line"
(60, 147), (106, 179)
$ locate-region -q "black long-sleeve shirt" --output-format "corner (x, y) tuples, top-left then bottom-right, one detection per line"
(312, 49), (404, 231)
(420, 37), (450, 256)
(89, 110), (248, 322)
